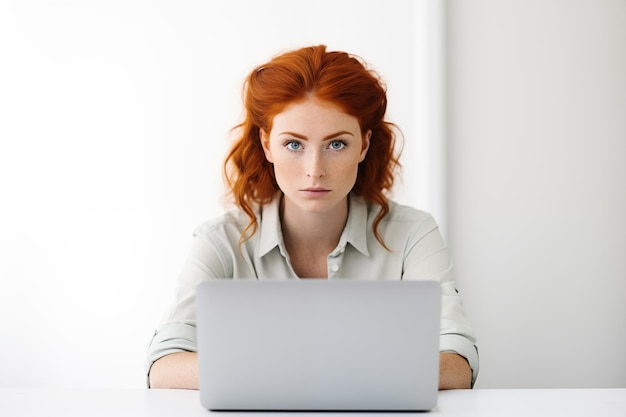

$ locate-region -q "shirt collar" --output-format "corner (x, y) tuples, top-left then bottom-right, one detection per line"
(256, 193), (371, 258)
(337, 194), (370, 256)
(256, 194), (286, 258)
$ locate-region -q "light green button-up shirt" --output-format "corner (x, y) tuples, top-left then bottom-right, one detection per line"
(146, 194), (479, 384)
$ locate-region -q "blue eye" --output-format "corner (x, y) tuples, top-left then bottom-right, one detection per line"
(329, 140), (346, 150)
(285, 141), (302, 151)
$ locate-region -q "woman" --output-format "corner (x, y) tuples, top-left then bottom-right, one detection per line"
(146, 45), (478, 390)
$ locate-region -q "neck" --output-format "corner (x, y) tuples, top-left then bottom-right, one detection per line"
(280, 197), (349, 252)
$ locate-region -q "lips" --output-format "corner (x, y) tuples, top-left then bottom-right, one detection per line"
(300, 187), (331, 197)
(301, 187), (330, 192)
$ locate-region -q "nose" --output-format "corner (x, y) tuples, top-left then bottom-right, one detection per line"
(305, 150), (325, 178)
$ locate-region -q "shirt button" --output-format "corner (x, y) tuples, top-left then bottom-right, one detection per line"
(331, 264), (339, 272)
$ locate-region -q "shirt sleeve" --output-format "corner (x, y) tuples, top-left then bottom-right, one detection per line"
(144, 222), (232, 385)
(401, 215), (480, 386)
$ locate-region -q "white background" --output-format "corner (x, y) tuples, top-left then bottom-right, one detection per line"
(1, 0), (624, 390)
(0, 0), (441, 388)
(447, 0), (626, 388)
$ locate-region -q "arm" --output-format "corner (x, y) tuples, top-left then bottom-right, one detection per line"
(401, 213), (479, 386)
(148, 350), (471, 390)
(439, 352), (472, 390)
(147, 221), (236, 389)
(149, 352), (199, 390)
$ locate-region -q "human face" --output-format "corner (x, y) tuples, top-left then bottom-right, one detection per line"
(261, 98), (371, 217)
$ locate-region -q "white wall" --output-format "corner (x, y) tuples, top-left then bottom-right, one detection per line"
(446, 0), (626, 388)
(0, 0), (442, 388)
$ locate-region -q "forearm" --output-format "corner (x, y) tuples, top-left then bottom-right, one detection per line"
(148, 351), (470, 390)
(148, 352), (199, 389)
(438, 352), (472, 390)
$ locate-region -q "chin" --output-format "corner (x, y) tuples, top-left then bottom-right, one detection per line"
(295, 198), (347, 216)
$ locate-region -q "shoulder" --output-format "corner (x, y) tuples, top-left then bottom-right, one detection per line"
(372, 200), (447, 256)
(192, 206), (251, 242)
(384, 200), (436, 224)
(360, 198), (442, 247)
(362, 198), (438, 229)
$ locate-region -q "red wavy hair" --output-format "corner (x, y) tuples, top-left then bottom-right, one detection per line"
(224, 45), (401, 248)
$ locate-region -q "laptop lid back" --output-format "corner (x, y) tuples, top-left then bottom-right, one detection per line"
(197, 280), (441, 411)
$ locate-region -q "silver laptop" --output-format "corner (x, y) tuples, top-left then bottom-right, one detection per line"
(196, 280), (441, 411)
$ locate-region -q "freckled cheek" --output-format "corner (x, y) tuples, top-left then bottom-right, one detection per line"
(271, 158), (300, 183)
(339, 159), (360, 175)
(347, 167), (360, 184)
(334, 164), (359, 189)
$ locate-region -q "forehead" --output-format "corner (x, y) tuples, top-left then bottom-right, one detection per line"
(270, 98), (360, 133)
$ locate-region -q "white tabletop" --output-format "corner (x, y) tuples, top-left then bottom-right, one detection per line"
(0, 388), (624, 416)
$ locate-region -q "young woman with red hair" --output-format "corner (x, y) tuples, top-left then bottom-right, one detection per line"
(147, 45), (478, 390)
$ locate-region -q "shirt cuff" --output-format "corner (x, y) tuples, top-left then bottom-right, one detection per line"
(145, 321), (198, 387)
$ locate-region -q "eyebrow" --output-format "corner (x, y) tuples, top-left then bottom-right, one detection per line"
(278, 131), (355, 141)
